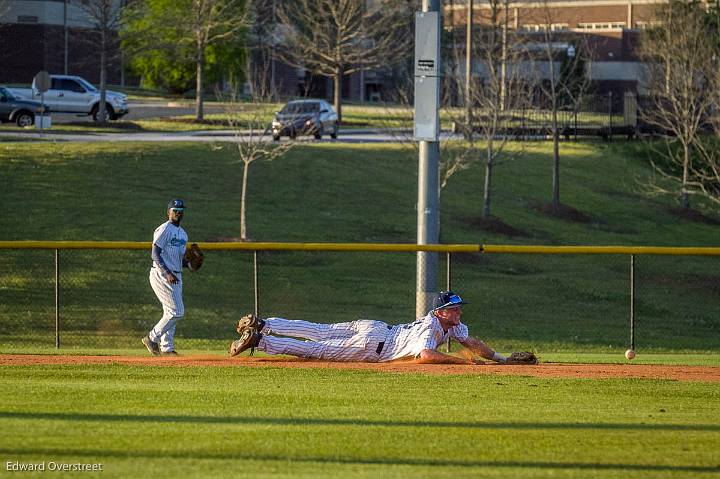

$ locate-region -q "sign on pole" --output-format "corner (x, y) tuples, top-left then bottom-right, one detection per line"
(33, 71), (51, 132)
(34, 71), (51, 93)
(413, 11), (441, 141)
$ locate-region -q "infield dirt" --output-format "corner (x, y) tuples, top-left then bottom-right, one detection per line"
(1, 354), (719, 382)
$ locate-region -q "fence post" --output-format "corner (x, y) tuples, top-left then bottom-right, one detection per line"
(253, 250), (260, 317)
(608, 91), (613, 142)
(630, 254), (636, 351)
(54, 248), (60, 349)
(446, 251), (452, 353)
(574, 109), (578, 142)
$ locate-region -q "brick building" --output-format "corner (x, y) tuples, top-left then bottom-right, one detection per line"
(444, 0), (711, 97)
(255, 0), (677, 103)
(0, 0), (124, 86)
(0, 0), (706, 101)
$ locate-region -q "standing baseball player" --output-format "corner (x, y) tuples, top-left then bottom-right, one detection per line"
(142, 199), (197, 356)
(229, 291), (536, 364)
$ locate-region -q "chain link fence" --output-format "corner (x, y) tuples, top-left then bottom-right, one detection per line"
(0, 244), (718, 353)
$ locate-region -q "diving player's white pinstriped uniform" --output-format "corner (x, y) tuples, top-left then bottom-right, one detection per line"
(257, 312), (469, 362)
(148, 221), (188, 352)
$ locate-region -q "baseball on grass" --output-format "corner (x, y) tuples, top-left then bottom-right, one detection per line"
(625, 349), (636, 360)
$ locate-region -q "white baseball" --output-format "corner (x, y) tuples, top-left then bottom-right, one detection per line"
(625, 349), (636, 360)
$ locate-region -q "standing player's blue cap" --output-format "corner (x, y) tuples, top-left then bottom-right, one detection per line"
(432, 290), (467, 310)
(168, 199), (185, 210)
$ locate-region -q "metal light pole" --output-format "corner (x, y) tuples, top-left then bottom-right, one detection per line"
(414, 0), (441, 317)
(64, 0), (69, 75)
(465, 0), (473, 129)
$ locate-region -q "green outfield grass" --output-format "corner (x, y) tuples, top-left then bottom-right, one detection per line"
(0, 140), (718, 354)
(0, 364), (718, 478)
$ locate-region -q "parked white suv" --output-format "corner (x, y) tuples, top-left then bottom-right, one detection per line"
(10, 75), (128, 122)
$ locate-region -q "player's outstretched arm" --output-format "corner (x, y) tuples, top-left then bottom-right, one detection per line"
(459, 337), (507, 364)
(416, 348), (482, 365)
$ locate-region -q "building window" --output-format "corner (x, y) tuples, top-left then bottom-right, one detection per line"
(551, 24), (569, 31)
(576, 22), (624, 31)
(522, 24), (547, 32)
(17, 15), (39, 23)
(635, 21), (662, 30)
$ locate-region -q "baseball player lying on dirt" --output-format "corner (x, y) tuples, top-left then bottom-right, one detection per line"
(229, 291), (537, 365)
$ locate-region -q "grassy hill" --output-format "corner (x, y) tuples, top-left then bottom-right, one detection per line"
(0, 140), (718, 353)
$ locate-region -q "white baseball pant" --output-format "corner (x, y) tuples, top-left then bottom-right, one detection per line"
(148, 268), (184, 352)
(259, 318), (389, 362)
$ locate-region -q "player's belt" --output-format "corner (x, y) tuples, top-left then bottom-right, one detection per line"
(375, 324), (393, 354)
(152, 265), (181, 274)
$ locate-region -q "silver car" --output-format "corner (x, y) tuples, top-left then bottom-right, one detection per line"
(271, 99), (339, 140)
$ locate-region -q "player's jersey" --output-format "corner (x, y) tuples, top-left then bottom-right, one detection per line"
(152, 221), (188, 273)
(379, 312), (469, 362)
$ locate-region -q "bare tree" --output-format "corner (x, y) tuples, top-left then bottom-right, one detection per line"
(275, 0), (412, 121)
(447, 0), (532, 219)
(245, 0), (279, 100)
(638, 0), (720, 209)
(217, 88), (300, 241)
(72, 0), (123, 123)
(531, 0), (591, 214)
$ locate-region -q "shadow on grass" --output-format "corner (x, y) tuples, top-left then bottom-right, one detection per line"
(0, 446), (716, 472)
(1, 411), (718, 432)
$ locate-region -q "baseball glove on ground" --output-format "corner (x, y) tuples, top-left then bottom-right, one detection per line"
(184, 243), (204, 271)
(506, 351), (539, 365)
(236, 314), (258, 335)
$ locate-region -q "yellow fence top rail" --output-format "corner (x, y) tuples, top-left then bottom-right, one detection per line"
(482, 245), (720, 255)
(0, 241), (482, 253)
(0, 241), (718, 255)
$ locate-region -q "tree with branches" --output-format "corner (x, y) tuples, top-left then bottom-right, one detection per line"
(217, 88), (300, 241)
(530, 0), (591, 214)
(244, 0), (276, 99)
(275, 0), (412, 121)
(638, 0), (720, 209)
(71, 0), (123, 123)
(445, 0), (532, 219)
(123, 0), (247, 121)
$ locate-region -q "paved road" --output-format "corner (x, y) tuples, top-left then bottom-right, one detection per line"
(0, 128), (457, 144)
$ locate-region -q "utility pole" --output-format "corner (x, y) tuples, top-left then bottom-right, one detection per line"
(271, 0), (277, 100)
(414, 0), (441, 316)
(500, 0), (509, 111)
(64, 0), (68, 75)
(465, 0), (473, 132)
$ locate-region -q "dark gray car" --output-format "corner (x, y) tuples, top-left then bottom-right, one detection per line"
(271, 99), (339, 141)
(0, 86), (47, 127)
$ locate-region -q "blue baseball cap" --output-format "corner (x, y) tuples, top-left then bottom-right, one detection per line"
(432, 290), (467, 310)
(168, 199), (185, 210)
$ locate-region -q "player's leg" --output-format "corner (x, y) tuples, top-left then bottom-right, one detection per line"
(148, 270), (184, 352)
(159, 321), (177, 353)
(264, 317), (356, 341)
(259, 335), (380, 362)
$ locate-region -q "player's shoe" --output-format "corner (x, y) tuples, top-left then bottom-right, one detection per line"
(228, 327), (261, 357)
(142, 336), (160, 356)
(161, 350), (179, 356)
(236, 313), (266, 334)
